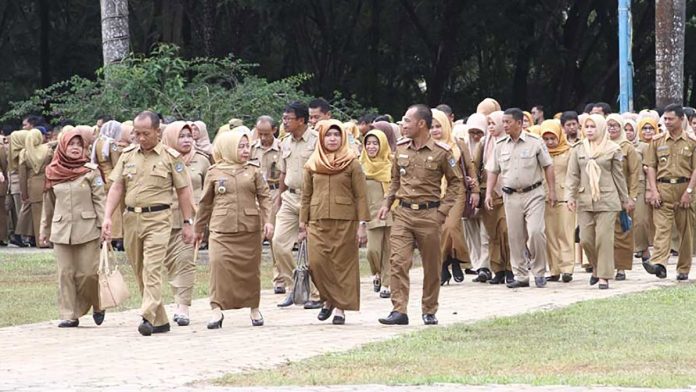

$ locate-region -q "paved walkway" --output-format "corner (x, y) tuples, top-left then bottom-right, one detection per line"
(0, 257), (687, 391)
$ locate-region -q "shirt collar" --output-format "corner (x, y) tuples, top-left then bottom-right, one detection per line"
(138, 142), (163, 155)
(667, 131), (687, 142)
(407, 137), (435, 151)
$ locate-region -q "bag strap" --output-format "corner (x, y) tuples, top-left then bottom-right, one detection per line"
(296, 239), (308, 268)
(99, 241), (114, 274)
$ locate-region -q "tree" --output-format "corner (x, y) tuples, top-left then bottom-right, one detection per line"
(655, 0), (686, 107)
(100, 0), (129, 66)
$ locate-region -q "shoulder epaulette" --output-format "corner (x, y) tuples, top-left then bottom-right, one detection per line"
(246, 160), (260, 167)
(527, 132), (540, 139)
(194, 148), (210, 159)
(84, 162), (98, 170)
(122, 144), (138, 153)
(434, 140), (451, 151)
(166, 146), (181, 158)
(651, 132), (667, 141)
(495, 136), (509, 144)
(397, 138), (411, 145)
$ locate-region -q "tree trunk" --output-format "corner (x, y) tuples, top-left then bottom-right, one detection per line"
(39, 0), (50, 87)
(100, 0), (129, 66)
(655, 0), (685, 108)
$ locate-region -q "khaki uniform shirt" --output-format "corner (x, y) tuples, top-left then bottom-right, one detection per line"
(0, 146), (8, 196)
(619, 141), (641, 200)
(250, 138), (282, 189)
(565, 145), (628, 212)
(19, 148), (53, 203)
(365, 179), (392, 229)
(300, 160), (370, 223)
(40, 165), (106, 245)
(487, 132), (552, 190)
(109, 142), (189, 208)
(194, 162), (271, 234)
(547, 150), (570, 202)
(280, 128), (318, 191)
(644, 131), (696, 180)
(635, 141), (648, 186)
(94, 138), (124, 189)
(385, 137), (463, 216)
(171, 151), (211, 229)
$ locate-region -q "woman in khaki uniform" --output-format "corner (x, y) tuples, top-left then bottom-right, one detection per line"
(633, 117), (659, 261)
(566, 114), (632, 289)
(606, 114), (640, 280)
(39, 129), (106, 327)
(0, 138), (8, 246)
(191, 121), (213, 155)
(8, 130), (30, 246)
(18, 129), (53, 247)
(195, 129), (273, 329)
(92, 121), (129, 250)
(161, 121), (211, 326)
(540, 120), (575, 283)
(299, 119), (370, 325)
(360, 129), (393, 298)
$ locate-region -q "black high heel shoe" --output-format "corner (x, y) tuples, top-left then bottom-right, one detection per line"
(451, 258), (464, 283)
(440, 260), (452, 286)
(251, 312), (264, 327)
(207, 313), (224, 329)
(489, 271), (505, 285)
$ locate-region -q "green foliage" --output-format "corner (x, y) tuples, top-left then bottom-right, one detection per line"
(1, 44), (374, 135)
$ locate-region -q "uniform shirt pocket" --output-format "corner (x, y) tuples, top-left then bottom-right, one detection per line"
(424, 160), (439, 170)
(80, 211), (97, 219)
(213, 208), (228, 216)
(52, 214), (63, 222)
(244, 208), (259, 216)
(334, 196), (352, 205)
(499, 154), (511, 170)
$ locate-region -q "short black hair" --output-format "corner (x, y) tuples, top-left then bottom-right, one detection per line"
(503, 108), (524, 122)
(284, 101), (309, 124)
(593, 102), (612, 115)
(358, 113), (378, 124)
(408, 104), (432, 129)
(683, 107), (696, 121)
(583, 103), (595, 114)
(373, 115), (391, 123)
(135, 110), (161, 129)
(435, 104), (453, 116)
(96, 114), (113, 123)
(532, 105), (544, 112)
(58, 119), (76, 128)
(23, 114), (45, 127)
(560, 111), (579, 125)
(308, 98), (331, 114)
(663, 103), (684, 118)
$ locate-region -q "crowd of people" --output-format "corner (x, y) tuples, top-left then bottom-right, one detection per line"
(1, 97), (695, 334)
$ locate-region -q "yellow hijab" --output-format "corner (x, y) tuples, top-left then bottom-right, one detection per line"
(582, 114), (620, 202)
(305, 119), (355, 175)
(606, 113), (627, 144)
(540, 119), (569, 156)
(213, 128), (250, 170)
(523, 111), (534, 129)
(9, 130), (30, 172)
(527, 125), (542, 136)
(637, 117), (659, 142)
(431, 109), (460, 160)
(23, 129), (50, 174)
(359, 129), (392, 193)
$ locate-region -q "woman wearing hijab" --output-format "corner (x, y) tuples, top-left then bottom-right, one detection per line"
(195, 129), (273, 328)
(633, 117), (659, 262)
(540, 120), (575, 283)
(360, 129), (393, 298)
(430, 109), (478, 285)
(476, 98), (501, 116)
(7, 130), (30, 247)
(39, 129), (106, 327)
(473, 111), (512, 284)
(371, 121), (398, 152)
(298, 119), (369, 325)
(191, 121), (213, 155)
(161, 121), (211, 326)
(522, 111), (534, 132)
(566, 115), (632, 289)
(18, 128), (54, 247)
(606, 114), (640, 280)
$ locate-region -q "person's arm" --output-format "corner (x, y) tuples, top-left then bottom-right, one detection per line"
(461, 144), (480, 207)
(543, 164), (556, 206)
(193, 170), (214, 239)
(18, 157), (28, 202)
(484, 142), (501, 210)
(39, 189), (55, 245)
(101, 181), (124, 242)
(643, 141), (661, 207)
(565, 148), (580, 212)
(91, 172), (106, 226)
(254, 168), (273, 239)
(378, 153), (400, 219)
(439, 151), (464, 219)
(175, 185), (194, 244)
(298, 168), (314, 242)
(611, 151), (631, 210)
(351, 162), (370, 246)
(625, 146), (641, 200)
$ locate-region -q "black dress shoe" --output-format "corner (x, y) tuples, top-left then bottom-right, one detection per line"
(615, 271), (626, 281)
(422, 314), (438, 325)
(58, 319), (79, 328)
(589, 276), (599, 286)
(473, 268), (491, 283)
(534, 277), (546, 288)
(642, 260), (656, 275)
(175, 315), (190, 326)
(332, 315), (345, 325)
(379, 289), (391, 298)
(378, 311), (409, 325)
(584, 266), (593, 273)
(277, 294), (294, 307)
(152, 323), (170, 334)
(27, 237), (36, 247)
(373, 276), (381, 292)
(440, 259), (452, 286)
(465, 268), (478, 275)
(506, 280), (529, 288)
(655, 264), (667, 279)
(671, 249), (679, 256)
(677, 273), (689, 281)
(304, 300), (322, 309)
(451, 259), (464, 283)
(562, 273), (573, 283)
(111, 239), (124, 252)
(207, 314), (224, 329)
(138, 319), (154, 336)
(273, 286), (286, 295)
(93, 310), (105, 326)
(545, 275), (560, 282)
(317, 307), (334, 321)
(10, 235), (27, 248)
(598, 282), (609, 290)
(251, 313), (264, 327)
(489, 271), (505, 285)
(0, 241), (7, 247)
(505, 270), (515, 284)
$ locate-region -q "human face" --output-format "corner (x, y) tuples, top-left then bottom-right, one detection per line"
(256, 121), (275, 147)
(502, 114), (520, 135)
(282, 111), (303, 134)
(624, 124), (635, 141)
(401, 108), (423, 139)
(364, 135), (380, 158)
(590, 106), (605, 116)
(96, 119), (105, 130)
(532, 107), (543, 122)
(323, 128), (342, 152)
(177, 127), (193, 154)
(133, 117), (159, 150)
(607, 120), (621, 140)
(563, 119), (579, 139)
(358, 121), (370, 136)
(663, 111), (682, 133)
(522, 116), (531, 130)
(584, 119), (598, 140)
(469, 129), (484, 143)
(21, 119), (31, 130)
(66, 136), (84, 159)
(641, 123), (655, 141)
(487, 118), (501, 137)
(542, 133), (559, 149)
(308, 108), (329, 127)
(190, 124), (201, 140)
(430, 118), (443, 140)
(691, 117), (696, 131)
(237, 136), (250, 162)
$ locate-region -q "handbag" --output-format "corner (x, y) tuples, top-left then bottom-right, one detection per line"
(619, 210), (632, 233)
(291, 239), (311, 305)
(98, 241), (130, 309)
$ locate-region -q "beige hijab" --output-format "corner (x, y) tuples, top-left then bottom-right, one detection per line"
(305, 119), (356, 175)
(213, 127), (250, 170)
(606, 113), (627, 144)
(9, 130), (30, 172)
(162, 121), (196, 164)
(476, 98), (501, 116)
(582, 114), (620, 202)
(23, 129), (49, 174)
(193, 121), (212, 154)
(431, 109), (460, 160)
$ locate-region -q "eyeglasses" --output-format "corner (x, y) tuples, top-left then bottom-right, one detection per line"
(607, 124), (621, 129)
(282, 115), (297, 121)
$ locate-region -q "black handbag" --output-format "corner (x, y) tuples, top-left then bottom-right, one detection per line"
(291, 240), (310, 305)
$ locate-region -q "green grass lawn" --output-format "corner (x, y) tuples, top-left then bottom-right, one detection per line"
(0, 247), (372, 327)
(219, 285), (696, 389)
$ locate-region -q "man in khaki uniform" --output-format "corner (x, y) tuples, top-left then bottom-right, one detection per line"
(250, 115), (284, 293)
(273, 102), (322, 308)
(101, 111), (195, 336)
(0, 138), (8, 246)
(377, 104), (463, 326)
(643, 104), (696, 280)
(308, 98), (332, 129)
(486, 108), (556, 288)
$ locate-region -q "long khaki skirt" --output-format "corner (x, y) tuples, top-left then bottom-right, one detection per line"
(209, 230), (262, 310)
(308, 219), (360, 311)
(55, 239), (101, 320)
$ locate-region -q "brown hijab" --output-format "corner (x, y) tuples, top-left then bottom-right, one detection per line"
(305, 119), (356, 175)
(44, 130), (91, 191)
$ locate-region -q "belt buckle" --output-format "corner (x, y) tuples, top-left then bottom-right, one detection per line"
(134, 207), (143, 213)
(410, 203), (420, 210)
(670, 178), (678, 184)
(516, 188), (523, 193)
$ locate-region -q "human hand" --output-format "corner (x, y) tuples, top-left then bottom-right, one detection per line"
(264, 223), (274, 240)
(101, 219), (112, 242)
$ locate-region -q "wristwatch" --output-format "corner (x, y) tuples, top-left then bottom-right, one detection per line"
(183, 218), (194, 225)
(688, 188), (693, 194)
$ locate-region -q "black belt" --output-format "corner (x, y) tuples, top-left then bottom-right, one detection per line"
(657, 177), (690, 184)
(502, 181), (542, 195)
(287, 188), (299, 194)
(399, 200), (440, 210)
(126, 205), (170, 213)
(268, 183), (279, 190)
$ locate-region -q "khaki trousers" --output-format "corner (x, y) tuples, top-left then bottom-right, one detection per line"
(124, 209), (171, 326)
(464, 217), (490, 270)
(633, 186), (653, 252)
(389, 206), (441, 314)
(367, 226), (391, 287)
(0, 195), (7, 242)
(613, 211), (635, 270)
(55, 240), (101, 320)
(653, 183), (693, 273)
(578, 211), (617, 279)
(480, 195), (510, 274)
(503, 187), (548, 281)
(544, 201), (575, 275)
(163, 228), (196, 306)
(270, 191), (319, 300)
